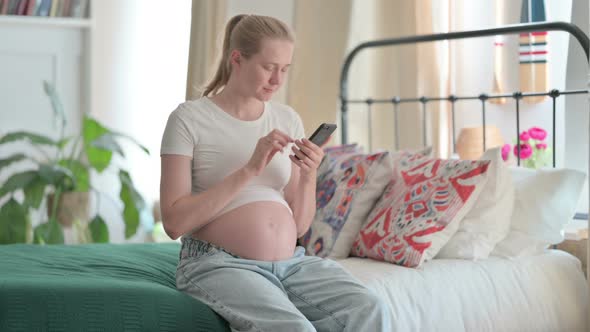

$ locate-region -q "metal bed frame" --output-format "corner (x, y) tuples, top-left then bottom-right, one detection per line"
(338, 21), (590, 277)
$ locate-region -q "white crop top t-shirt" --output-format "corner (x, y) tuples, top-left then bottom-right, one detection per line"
(160, 97), (305, 221)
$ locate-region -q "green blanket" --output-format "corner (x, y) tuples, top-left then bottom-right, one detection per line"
(0, 243), (230, 332)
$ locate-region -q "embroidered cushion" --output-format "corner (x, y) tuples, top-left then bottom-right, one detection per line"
(317, 143), (361, 176)
(300, 150), (393, 258)
(350, 152), (491, 267)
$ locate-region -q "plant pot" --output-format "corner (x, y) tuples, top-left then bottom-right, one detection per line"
(47, 191), (90, 227)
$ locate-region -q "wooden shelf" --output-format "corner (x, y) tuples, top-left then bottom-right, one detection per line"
(0, 15), (92, 28)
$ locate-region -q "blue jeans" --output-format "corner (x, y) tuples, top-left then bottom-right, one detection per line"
(176, 237), (391, 332)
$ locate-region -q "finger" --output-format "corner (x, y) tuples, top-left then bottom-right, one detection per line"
(301, 138), (323, 151)
(289, 155), (302, 167)
(291, 146), (316, 170)
(266, 135), (289, 148)
(291, 145), (308, 161)
(269, 129), (294, 143)
(298, 153), (316, 169)
(289, 154), (311, 171)
(273, 142), (285, 153)
(295, 141), (321, 163)
(297, 158), (313, 172)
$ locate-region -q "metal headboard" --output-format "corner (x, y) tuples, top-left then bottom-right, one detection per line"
(338, 21), (590, 277)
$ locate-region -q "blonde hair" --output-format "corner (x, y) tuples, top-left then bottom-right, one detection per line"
(202, 14), (295, 97)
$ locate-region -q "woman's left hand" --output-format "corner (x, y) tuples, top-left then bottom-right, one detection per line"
(289, 138), (324, 179)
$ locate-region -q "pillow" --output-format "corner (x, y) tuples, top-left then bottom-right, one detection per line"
(436, 147), (514, 259)
(491, 167), (586, 257)
(299, 150), (393, 258)
(350, 152), (492, 267)
(317, 143), (361, 176)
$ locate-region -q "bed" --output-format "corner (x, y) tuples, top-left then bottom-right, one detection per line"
(1, 21), (589, 332)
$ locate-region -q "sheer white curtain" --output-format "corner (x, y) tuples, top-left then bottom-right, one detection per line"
(344, 0), (450, 155)
(286, 0), (352, 138)
(185, 0), (228, 100)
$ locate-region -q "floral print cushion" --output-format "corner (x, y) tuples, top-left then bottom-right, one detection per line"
(350, 152), (492, 267)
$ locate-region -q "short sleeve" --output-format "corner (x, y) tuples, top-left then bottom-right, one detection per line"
(291, 110), (305, 140)
(160, 108), (194, 157)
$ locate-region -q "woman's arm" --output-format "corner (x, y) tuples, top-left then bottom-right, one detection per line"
(160, 155), (254, 239)
(285, 138), (325, 237)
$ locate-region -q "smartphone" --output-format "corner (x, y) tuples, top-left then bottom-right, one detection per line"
(293, 123), (337, 160)
(308, 123), (337, 147)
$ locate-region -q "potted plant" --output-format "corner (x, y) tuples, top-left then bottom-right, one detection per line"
(0, 81), (149, 244)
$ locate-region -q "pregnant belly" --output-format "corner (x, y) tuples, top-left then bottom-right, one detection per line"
(192, 201), (298, 261)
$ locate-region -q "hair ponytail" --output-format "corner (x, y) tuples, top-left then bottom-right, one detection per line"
(201, 14), (294, 97)
(202, 15), (246, 97)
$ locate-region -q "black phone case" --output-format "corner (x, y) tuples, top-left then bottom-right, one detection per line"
(309, 123), (337, 147)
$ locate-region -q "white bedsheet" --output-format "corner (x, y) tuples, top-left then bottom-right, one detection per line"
(336, 250), (588, 332)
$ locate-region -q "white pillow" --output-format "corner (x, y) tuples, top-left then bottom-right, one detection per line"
(491, 167), (586, 257)
(436, 147), (514, 259)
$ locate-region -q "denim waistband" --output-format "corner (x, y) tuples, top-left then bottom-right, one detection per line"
(180, 236), (241, 260)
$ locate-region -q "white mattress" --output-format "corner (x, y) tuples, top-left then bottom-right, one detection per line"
(336, 250), (588, 332)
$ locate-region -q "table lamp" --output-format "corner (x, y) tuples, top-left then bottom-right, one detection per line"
(456, 125), (504, 160)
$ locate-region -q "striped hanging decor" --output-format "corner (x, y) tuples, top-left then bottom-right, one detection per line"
(519, 0), (548, 103)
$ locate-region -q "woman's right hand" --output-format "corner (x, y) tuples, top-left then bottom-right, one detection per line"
(245, 129), (294, 176)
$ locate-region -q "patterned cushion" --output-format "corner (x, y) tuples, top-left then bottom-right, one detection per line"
(300, 150), (393, 258)
(350, 152), (491, 267)
(317, 143), (361, 176)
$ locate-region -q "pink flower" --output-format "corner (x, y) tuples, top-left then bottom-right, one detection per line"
(513, 143), (533, 160)
(501, 144), (511, 161)
(528, 127), (547, 141)
(519, 131), (530, 142)
(536, 143), (547, 150)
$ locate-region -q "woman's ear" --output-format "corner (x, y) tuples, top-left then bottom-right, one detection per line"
(230, 50), (241, 68)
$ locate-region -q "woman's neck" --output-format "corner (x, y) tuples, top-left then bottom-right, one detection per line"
(210, 86), (264, 121)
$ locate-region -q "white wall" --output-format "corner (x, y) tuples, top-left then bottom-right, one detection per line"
(565, 0), (589, 213)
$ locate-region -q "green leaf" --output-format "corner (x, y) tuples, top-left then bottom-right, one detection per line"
(83, 116), (112, 172)
(0, 131), (57, 146)
(38, 164), (75, 190)
(33, 218), (64, 244)
(43, 80), (67, 129)
(23, 175), (46, 209)
(89, 215), (109, 243)
(90, 133), (125, 157)
(58, 159), (89, 192)
(119, 170), (145, 239)
(0, 198), (29, 244)
(0, 153), (28, 172)
(57, 137), (72, 149)
(0, 170), (38, 197)
(110, 130), (150, 155)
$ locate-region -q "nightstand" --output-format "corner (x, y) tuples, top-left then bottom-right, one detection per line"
(556, 220), (588, 276)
